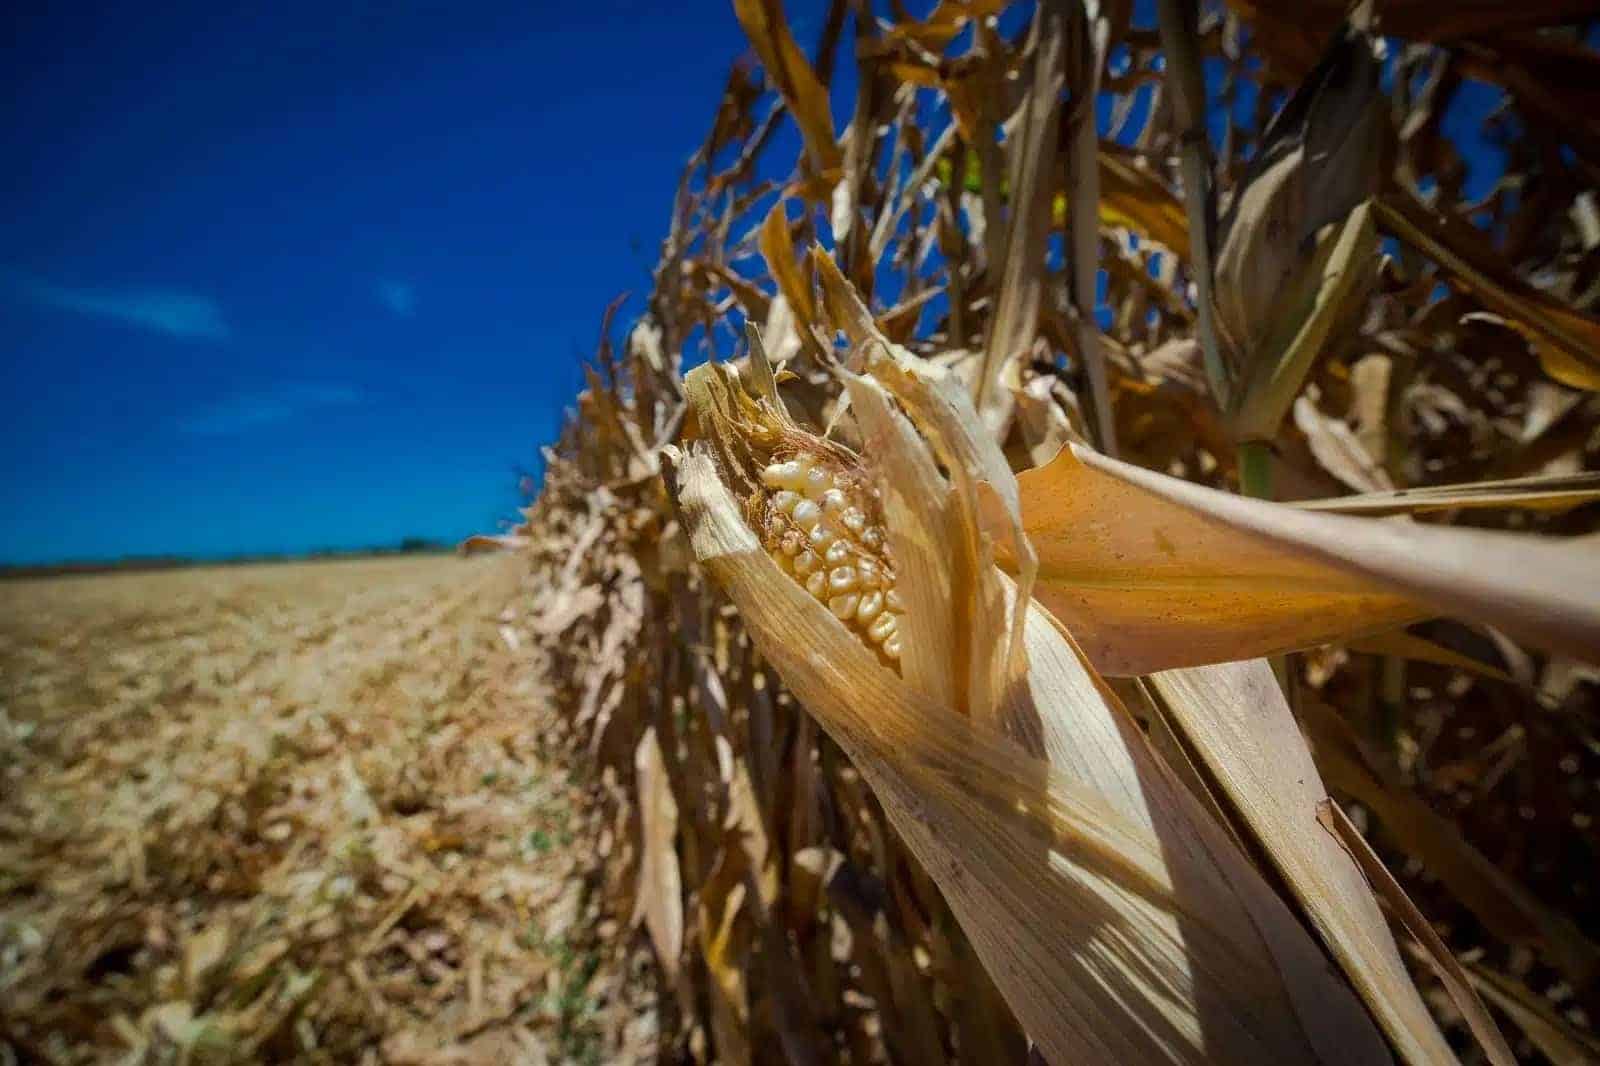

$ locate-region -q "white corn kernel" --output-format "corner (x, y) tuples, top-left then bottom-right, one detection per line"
(805, 571), (827, 598)
(773, 490), (802, 514)
(793, 500), (822, 530)
(868, 611), (897, 643)
(820, 489), (848, 513)
(829, 566), (858, 593)
(794, 551), (819, 575)
(856, 591), (883, 622)
(828, 593), (859, 620)
(824, 541), (851, 566)
(882, 632), (902, 659)
(761, 461), (800, 488)
(803, 466), (832, 498)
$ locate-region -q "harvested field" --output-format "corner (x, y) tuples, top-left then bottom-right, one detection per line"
(0, 556), (655, 1064)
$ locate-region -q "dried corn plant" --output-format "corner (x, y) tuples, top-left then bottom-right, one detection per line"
(507, 1), (1600, 1063)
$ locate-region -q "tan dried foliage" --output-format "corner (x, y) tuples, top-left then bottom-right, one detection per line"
(0, 557), (660, 1064)
(501, 1), (1600, 1063)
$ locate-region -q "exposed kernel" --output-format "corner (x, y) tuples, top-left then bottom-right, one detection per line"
(755, 448), (902, 669)
(868, 611), (897, 643)
(761, 461), (800, 488)
(803, 466), (832, 498)
(829, 593), (859, 620)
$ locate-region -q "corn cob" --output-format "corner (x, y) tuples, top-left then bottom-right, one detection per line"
(753, 451), (903, 663)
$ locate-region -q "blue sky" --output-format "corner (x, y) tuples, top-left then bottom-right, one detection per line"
(1, 1), (830, 563)
(0, 2), (1539, 564)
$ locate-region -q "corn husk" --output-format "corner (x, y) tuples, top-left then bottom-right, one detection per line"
(669, 335), (1407, 1063)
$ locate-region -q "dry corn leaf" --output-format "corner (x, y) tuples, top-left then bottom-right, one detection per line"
(1215, 24), (1382, 421)
(1292, 472), (1600, 516)
(669, 337), (1401, 1064)
(632, 727), (684, 988)
(1003, 444), (1420, 674)
(883, 0), (1008, 50)
(731, 0), (841, 180)
(1464, 960), (1600, 1065)
(699, 841), (754, 1066)
(935, 147), (1191, 255)
(1376, 192), (1600, 391)
(1230, 201), (1380, 442)
(1147, 660), (1459, 1063)
(1009, 443), (1600, 672)
(1293, 390), (1394, 494)
(758, 201), (817, 331)
(972, 0), (1068, 428)
(1301, 698), (1600, 987)
(1316, 799), (1517, 1066)
(1098, 151), (1191, 256)
(1343, 629), (1514, 686)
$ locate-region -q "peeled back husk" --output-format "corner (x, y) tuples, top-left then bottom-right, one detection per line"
(668, 344), (1403, 1064)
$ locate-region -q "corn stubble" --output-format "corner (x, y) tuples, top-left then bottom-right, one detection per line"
(509, 2), (1600, 1064)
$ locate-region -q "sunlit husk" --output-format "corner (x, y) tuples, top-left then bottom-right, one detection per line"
(671, 349), (1397, 1064)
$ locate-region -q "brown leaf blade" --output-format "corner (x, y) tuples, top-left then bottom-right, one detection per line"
(1012, 444), (1600, 671)
(1292, 472), (1600, 516)
(1376, 192), (1600, 391)
(633, 727), (685, 987)
(1150, 661), (1457, 1064)
(1317, 799), (1517, 1066)
(731, 0), (842, 179)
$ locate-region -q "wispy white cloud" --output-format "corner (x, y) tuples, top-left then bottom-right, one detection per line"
(176, 383), (363, 436)
(375, 279), (415, 317)
(13, 276), (230, 339)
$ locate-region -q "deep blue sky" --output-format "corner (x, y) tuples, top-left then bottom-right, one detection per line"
(1, 1), (830, 563)
(0, 2), (1539, 564)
